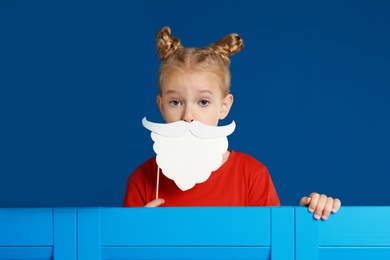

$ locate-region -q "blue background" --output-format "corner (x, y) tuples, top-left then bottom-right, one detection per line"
(1, 0), (389, 207)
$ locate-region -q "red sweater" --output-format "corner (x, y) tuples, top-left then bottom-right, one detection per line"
(123, 150), (280, 207)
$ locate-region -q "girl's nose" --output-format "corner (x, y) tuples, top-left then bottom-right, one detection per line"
(182, 106), (194, 122)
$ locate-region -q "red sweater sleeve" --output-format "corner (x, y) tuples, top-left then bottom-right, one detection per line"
(123, 157), (157, 207)
(229, 151), (280, 206)
(247, 161), (280, 206)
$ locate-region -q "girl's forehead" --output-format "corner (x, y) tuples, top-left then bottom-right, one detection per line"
(161, 71), (222, 92)
(163, 69), (221, 83)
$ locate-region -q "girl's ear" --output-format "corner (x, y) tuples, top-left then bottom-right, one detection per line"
(157, 95), (165, 118)
(219, 94), (233, 120)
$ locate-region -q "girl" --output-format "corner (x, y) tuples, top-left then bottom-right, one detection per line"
(124, 27), (341, 220)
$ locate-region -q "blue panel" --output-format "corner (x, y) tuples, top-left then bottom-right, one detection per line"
(53, 208), (77, 260)
(319, 248), (390, 260)
(271, 207), (294, 260)
(77, 208), (100, 260)
(0, 208), (53, 246)
(99, 207), (271, 246)
(2, 206), (390, 260)
(319, 207), (390, 246)
(295, 207), (319, 260)
(77, 208), (101, 260)
(0, 247), (53, 260)
(102, 247), (270, 260)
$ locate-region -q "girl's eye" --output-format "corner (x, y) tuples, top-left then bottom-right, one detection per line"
(170, 100), (181, 106)
(199, 100), (210, 107)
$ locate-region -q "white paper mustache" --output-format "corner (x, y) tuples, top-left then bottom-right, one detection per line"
(142, 117), (236, 138)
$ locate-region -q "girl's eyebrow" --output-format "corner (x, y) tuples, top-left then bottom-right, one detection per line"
(164, 89), (214, 95)
(198, 90), (214, 95)
(164, 89), (180, 95)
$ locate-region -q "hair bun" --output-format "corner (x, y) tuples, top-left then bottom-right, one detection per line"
(210, 33), (244, 65)
(156, 26), (182, 61)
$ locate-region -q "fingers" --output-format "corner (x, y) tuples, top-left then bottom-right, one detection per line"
(318, 196), (334, 220)
(145, 198), (165, 207)
(302, 192), (341, 220)
(332, 198), (342, 213)
(311, 193), (327, 220)
(299, 196), (311, 207)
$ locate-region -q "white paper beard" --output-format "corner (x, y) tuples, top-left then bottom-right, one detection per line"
(142, 117), (236, 191)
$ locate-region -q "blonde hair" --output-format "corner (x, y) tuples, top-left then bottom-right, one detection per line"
(156, 26), (244, 96)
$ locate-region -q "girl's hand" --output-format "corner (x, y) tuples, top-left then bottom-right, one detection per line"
(145, 198), (165, 207)
(299, 192), (341, 220)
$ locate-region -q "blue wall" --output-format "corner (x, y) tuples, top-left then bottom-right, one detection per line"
(1, 0), (389, 207)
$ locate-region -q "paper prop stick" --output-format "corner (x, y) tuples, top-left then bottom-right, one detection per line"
(156, 167), (160, 199)
(142, 117), (236, 192)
